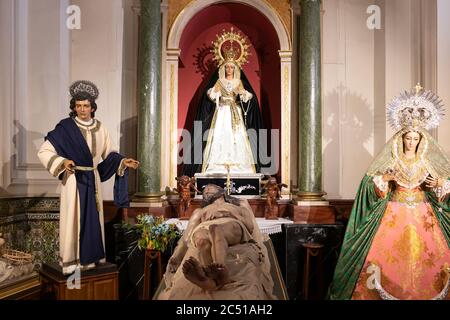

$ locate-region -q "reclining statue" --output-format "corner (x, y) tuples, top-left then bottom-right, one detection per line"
(158, 184), (276, 299)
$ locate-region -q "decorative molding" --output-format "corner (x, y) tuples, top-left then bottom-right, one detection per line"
(4, 0), (71, 195)
(279, 50), (293, 61)
(13, 0), (29, 173)
(280, 50), (292, 195)
(131, 5), (141, 16)
(166, 48), (181, 59)
(161, 0), (169, 11)
(160, 0), (171, 190)
(291, 0), (301, 15)
(0, 197), (60, 216)
(9, 178), (59, 188)
(0, 213), (59, 225)
(1, 0), (14, 191)
(168, 0), (291, 51)
(163, 48), (180, 189)
(26, 213), (60, 220)
(281, 64), (291, 196)
(265, 0), (292, 42)
(169, 64), (175, 186)
(168, 0), (292, 46)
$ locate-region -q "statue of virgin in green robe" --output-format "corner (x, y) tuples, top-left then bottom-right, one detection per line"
(329, 85), (450, 300)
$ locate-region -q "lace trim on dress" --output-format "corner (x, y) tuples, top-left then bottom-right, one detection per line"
(373, 175), (388, 192)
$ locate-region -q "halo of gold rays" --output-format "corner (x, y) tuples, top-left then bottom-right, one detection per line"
(211, 27), (251, 68)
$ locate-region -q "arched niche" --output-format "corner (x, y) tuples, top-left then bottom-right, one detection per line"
(162, 0), (292, 193)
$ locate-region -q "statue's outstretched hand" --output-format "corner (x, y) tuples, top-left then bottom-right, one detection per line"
(123, 158), (140, 170)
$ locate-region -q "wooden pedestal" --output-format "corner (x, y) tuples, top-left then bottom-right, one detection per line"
(166, 198), (291, 220)
(290, 204), (336, 224)
(143, 249), (162, 300)
(123, 202), (173, 221)
(39, 262), (119, 300)
(106, 199), (346, 224)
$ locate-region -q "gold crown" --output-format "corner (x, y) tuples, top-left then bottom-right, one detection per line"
(211, 27), (251, 68)
(223, 46), (238, 63)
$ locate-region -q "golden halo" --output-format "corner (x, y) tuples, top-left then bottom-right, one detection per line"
(211, 27), (251, 68)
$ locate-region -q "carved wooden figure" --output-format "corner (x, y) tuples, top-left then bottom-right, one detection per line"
(262, 177), (287, 220)
(175, 175), (200, 220)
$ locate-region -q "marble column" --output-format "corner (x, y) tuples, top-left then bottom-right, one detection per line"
(297, 0), (325, 201)
(135, 0), (163, 202)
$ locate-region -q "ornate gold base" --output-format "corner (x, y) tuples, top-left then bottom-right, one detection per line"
(296, 191), (327, 202)
(132, 192), (164, 203)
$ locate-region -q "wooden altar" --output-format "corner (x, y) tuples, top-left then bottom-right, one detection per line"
(121, 197), (336, 224)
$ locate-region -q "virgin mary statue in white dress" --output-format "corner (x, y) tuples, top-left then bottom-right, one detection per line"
(202, 59), (256, 174)
(181, 29), (267, 179)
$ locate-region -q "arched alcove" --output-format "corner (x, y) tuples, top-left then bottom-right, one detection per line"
(177, 3), (281, 176)
(162, 0), (292, 191)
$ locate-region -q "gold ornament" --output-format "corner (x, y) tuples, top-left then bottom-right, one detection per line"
(211, 27), (251, 69)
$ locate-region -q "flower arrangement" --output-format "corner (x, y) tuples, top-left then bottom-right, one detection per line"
(130, 215), (180, 252)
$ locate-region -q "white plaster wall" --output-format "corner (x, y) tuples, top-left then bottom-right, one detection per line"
(70, 0), (125, 200)
(384, 0), (416, 139)
(322, 0), (376, 199)
(437, 0), (450, 154)
(0, 0), (13, 196)
(322, 0), (437, 199)
(0, 0), (70, 197)
(120, 0), (140, 194)
(26, 0), (69, 166)
(0, 0), (127, 199)
(322, 0), (345, 199)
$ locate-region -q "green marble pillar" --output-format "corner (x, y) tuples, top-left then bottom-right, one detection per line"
(298, 0), (325, 201)
(135, 0), (162, 202)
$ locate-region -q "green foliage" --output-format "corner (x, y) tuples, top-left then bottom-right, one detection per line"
(125, 215), (180, 252)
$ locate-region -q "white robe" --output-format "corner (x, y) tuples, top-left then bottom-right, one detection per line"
(38, 117), (124, 274)
(202, 79), (256, 174)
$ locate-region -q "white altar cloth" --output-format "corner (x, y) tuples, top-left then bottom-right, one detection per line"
(165, 217), (293, 235)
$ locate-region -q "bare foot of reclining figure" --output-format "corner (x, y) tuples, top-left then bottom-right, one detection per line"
(182, 257), (218, 291)
(203, 263), (230, 288)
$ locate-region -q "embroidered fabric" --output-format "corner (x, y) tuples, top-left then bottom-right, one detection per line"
(117, 159), (127, 177)
(435, 179), (450, 199)
(373, 175), (388, 192)
(443, 179), (450, 196)
(367, 129), (450, 184)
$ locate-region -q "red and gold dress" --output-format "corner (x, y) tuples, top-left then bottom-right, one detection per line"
(352, 157), (450, 300)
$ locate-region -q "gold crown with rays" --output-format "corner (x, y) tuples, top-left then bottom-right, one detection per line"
(387, 83), (445, 131)
(211, 27), (251, 69)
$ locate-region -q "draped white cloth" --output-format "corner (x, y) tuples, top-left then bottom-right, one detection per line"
(165, 217), (293, 235)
